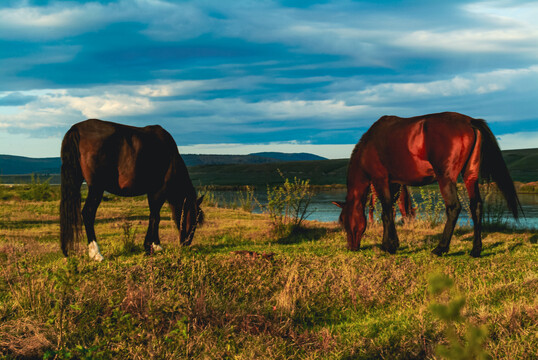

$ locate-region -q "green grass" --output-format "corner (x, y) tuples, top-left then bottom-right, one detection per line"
(0, 195), (537, 359)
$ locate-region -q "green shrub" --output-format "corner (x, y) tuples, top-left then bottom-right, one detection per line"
(21, 174), (56, 201)
(428, 274), (491, 360)
(235, 186), (259, 213)
(415, 187), (446, 227)
(121, 220), (138, 254)
(265, 171), (314, 235)
(481, 183), (511, 230)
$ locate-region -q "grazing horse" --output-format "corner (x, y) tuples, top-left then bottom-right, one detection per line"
(334, 112), (520, 257)
(60, 119), (204, 261)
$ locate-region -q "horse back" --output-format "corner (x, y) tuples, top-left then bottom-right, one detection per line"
(73, 119), (182, 195)
(353, 112), (477, 185)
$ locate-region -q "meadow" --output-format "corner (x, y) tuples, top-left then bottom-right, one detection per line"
(0, 184), (537, 359)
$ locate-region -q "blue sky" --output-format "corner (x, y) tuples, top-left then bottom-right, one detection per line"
(0, 0), (537, 158)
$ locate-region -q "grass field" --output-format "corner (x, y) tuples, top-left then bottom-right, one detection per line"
(1, 191), (537, 360)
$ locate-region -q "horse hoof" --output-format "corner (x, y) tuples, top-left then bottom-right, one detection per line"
(90, 253), (104, 262)
(88, 241), (104, 262)
(470, 249), (482, 258)
(431, 247), (448, 257)
(381, 244), (397, 254)
(151, 243), (163, 252)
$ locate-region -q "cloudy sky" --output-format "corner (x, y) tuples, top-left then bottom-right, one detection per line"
(1, 0), (537, 158)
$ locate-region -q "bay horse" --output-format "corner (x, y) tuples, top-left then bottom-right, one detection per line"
(60, 119), (204, 261)
(334, 112), (520, 257)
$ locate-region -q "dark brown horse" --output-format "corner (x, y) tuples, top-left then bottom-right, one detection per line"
(334, 112), (520, 257)
(60, 119), (204, 261)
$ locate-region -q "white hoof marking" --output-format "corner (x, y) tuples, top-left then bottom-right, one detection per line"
(88, 241), (104, 262)
(152, 243), (163, 252)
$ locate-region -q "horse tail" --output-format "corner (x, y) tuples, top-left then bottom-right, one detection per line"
(471, 118), (521, 219)
(60, 126), (83, 256)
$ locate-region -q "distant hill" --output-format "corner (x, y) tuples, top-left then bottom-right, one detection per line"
(0, 152), (328, 175)
(181, 152), (325, 166)
(249, 152), (326, 162)
(188, 158), (349, 187)
(188, 147), (538, 186)
(0, 155), (61, 176)
(1, 148), (536, 185)
(500, 148), (538, 183)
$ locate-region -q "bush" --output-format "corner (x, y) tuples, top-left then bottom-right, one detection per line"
(414, 187), (446, 227)
(265, 171), (314, 235)
(235, 185), (259, 213)
(428, 274), (492, 360)
(20, 175), (55, 201)
(481, 183), (510, 230)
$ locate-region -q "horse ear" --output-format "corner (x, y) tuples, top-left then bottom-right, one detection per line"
(332, 201), (345, 208)
(197, 195), (204, 206)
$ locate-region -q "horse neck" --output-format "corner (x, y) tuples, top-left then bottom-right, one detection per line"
(175, 182), (196, 204)
(170, 155), (197, 199)
(346, 151), (370, 207)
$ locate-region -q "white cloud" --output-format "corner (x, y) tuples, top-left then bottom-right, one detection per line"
(0, 0), (212, 41)
(396, 28), (538, 55)
(349, 65), (538, 104)
(0, 81), (371, 132)
(63, 94), (154, 119)
(0, 2), (117, 40)
(497, 131), (538, 150)
(0, 132), (61, 158)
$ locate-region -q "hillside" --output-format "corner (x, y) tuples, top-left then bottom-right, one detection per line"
(189, 159), (349, 187)
(0, 155), (61, 176)
(500, 148), (538, 182)
(0, 152), (327, 175)
(1, 148), (537, 185)
(189, 148), (538, 186)
(182, 152), (325, 166)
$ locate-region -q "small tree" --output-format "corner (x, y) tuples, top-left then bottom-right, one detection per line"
(266, 171), (314, 235)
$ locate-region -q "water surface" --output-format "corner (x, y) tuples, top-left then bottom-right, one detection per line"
(214, 189), (538, 229)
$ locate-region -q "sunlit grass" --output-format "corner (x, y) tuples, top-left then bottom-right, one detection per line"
(0, 195), (536, 359)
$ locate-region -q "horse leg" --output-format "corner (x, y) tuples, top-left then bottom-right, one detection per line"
(465, 178), (483, 257)
(82, 186), (104, 261)
(398, 185), (416, 221)
(374, 182), (400, 253)
(169, 198), (186, 245)
(432, 179), (461, 256)
(145, 191), (166, 255)
(368, 186), (376, 223)
(463, 128), (483, 257)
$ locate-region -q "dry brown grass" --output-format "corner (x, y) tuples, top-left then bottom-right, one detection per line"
(0, 194), (536, 359)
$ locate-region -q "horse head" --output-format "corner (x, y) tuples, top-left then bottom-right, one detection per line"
(180, 195), (205, 246)
(332, 200), (365, 251)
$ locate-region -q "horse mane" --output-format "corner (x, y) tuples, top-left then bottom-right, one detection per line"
(197, 207), (206, 225)
(346, 116), (390, 185)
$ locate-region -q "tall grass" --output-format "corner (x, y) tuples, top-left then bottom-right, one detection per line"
(198, 186), (260, 212)
(0, 189), (536, 359)
(481, 183), (512, 231)
(415, 186), (446, 227)
(0, 175), (58, 201)
(235, 185), (258, 213)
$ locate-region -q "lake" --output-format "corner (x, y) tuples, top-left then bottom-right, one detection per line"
(212, 188), (538, 229)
